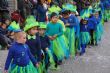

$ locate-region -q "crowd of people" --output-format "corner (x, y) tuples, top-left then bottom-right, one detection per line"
(0, 0), (110, 73)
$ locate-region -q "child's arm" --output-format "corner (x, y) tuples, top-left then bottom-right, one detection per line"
(4, 47), (13, 71)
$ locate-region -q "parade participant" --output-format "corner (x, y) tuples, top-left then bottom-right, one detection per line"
(24, 17), (42, 73)
(24, 16), (41, 62)
(39, 23), (56, 70)
(7, 21), (21, 46)
(92, 10), (103, 45)
(69, 7), (81, 55)
(4, 30), (39, 73)
(46, 12), (67, 67)
(88, 10), (103, 45)
(61, 9), (76, 58)
(80, 18), (90, 55)
(103, 0), (110, 21)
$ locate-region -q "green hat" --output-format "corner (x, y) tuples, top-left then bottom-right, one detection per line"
(25, 15), (36, 24)
(48, 5), (61, 14)
(24, 21), (39, 31)
(8, 21), (20, 31)
(80, 8), (91, 19)
(70, 7), (76, 12)
(62, 3), (76, 11)
(39, 22), (47, 29)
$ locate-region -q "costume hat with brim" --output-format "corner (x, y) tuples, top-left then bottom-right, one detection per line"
(24, 21), (39, 32)
(8, 21), (20, 32)
(48, 5), (61, 14)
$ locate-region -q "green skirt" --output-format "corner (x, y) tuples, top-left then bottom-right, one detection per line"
(94, 23), (104, 42)
(64, 27), (75, 57)
(9, 61), (38, 73)
(50, 36), (65, 60)
(80, 32), (90, 44)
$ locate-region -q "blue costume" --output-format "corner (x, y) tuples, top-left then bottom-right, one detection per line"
(88, 15), (103, 45)
(40, 35), (50, 51)
(80, 23), (90, 54)
(61, 15), (76, 57)
(4, 42), (38, 73)
(26, 33), (42, 62)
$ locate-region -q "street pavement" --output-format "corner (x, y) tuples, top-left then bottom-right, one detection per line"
(0, 21), (110, 73)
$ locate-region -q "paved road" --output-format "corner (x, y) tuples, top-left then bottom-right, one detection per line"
(0, 21), (110, 73)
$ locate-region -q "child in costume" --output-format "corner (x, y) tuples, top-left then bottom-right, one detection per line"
(7, 21), (21, 45)
(88, 10), (103, 45)
(102, 0), (110, 22)
(48, 5), (70, 59)
(80, 18), (90, 55)
(46, 12), (66, 67)
(24, 16), (41, 62)
(61, 9), (76, 58)
(24, 17), (43, 73)
(92, 10), (103, 45)
(4, 30), (38, 73)
(39, 23), (56, 71)
(69, 7), (81, 55)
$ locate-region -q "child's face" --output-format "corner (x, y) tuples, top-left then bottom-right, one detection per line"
(39, 28), (45, 35)
(5, 19), (10, 25)
(1, 24), (7, 29)
(28, 27), (38, 35)
(51, 16), (58, 23)
(94, 12), (99, 18)
(82, 20), (87, 24)
(16, 32), (27, 44)
(63, 14), (69, 19)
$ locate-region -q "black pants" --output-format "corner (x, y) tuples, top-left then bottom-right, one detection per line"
(89, 29), (94, 45)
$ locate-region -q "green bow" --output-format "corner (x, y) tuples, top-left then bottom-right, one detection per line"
(27, 35), (36, 40)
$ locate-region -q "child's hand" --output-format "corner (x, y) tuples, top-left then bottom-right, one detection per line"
(4, 70), (8, 73)
(65, 23), (70, 26)
(36, 63), (39, 67)
(48, 36), (54, 40)
(45, 48), (48, 51)
(53, 34), (57, 39)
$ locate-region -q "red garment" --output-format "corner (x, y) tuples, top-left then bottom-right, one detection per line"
(11, 11), (24, 25)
